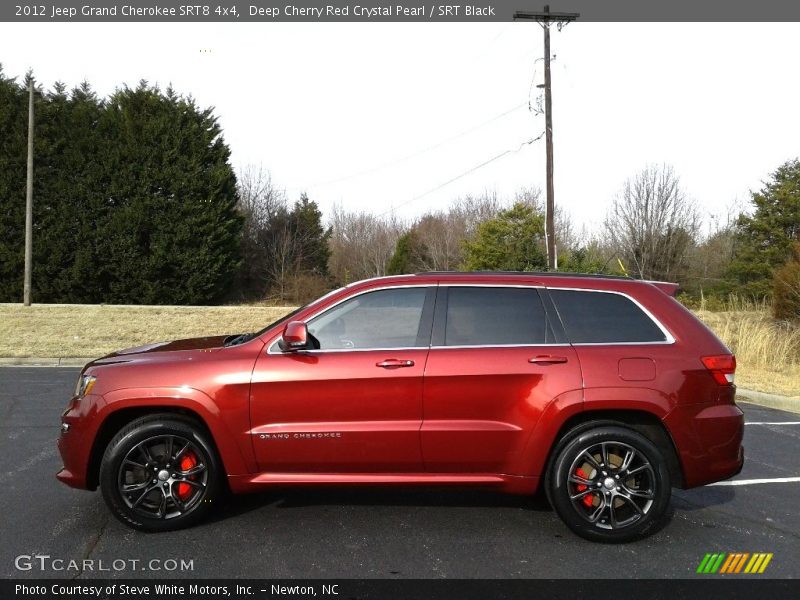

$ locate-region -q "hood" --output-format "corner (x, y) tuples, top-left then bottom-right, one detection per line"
(89, 335), (234, 366)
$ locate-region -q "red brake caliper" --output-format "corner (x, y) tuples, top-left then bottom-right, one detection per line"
(575, 467), (594, 508)
(176, 452), (197, 500)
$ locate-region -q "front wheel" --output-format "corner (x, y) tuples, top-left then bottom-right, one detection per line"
(99, 414), (223, 532)
(547, 426), (671, 543)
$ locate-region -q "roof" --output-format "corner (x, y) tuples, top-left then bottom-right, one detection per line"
(345, 272), (679, 297)
(412, 271), (680, 296)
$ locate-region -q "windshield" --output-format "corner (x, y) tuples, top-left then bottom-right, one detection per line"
(251, 287), (345, 338)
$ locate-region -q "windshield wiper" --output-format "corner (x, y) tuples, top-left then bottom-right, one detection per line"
(223, 333), (254, 347)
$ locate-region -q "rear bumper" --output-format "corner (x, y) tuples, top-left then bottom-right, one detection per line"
(663, 400), (744, 488)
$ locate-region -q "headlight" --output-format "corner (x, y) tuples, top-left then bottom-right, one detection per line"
(75, 374), (97, 397)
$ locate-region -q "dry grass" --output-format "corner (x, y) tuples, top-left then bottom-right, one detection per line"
(0, 302), (797, 397)
(0, 303), (295, 359)
(695, 309), (800, 398)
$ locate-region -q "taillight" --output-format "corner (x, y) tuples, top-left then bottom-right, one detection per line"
(701, 354), (736, 385)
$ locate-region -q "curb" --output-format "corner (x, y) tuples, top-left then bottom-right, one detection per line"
(0, 357), (93, 367)
(737, 388), (800, 415)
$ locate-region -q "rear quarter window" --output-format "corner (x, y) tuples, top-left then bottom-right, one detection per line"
(549, 289), (667, 344)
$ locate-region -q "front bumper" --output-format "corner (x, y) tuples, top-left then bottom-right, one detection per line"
(664, 400), (745, 489)
(56, 466), (85, 489)
(56, 394), (101, 490)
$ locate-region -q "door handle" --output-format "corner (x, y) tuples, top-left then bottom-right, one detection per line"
(376, 359), (415, 368)
(528, 355), (568, 365)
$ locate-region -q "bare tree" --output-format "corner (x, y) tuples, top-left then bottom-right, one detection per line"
(453, 190), (503, 237)
(262, 217), (298, 300)
(407, 191), (504, 272)
(604, 165), (700, 281)
(414, 213), (462, 271)
(237, 165), (287, 234)
(328, 205), (404, 283)
(514, 187), (543, 211)
(683, 200), (741, 294)
(237, 167), (331, 300)
(236, 166), (290, 297)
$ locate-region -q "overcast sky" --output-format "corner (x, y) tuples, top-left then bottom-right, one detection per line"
(1, 22), (799, 235)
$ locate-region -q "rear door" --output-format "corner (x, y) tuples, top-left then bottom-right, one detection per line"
(421, 285), (583, 474)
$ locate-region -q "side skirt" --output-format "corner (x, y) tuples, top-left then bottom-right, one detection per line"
(227, 472), (538, 495)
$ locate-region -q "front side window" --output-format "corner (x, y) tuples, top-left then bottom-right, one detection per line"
(443, 287), (547, 346)
(307, 287), (428, 350)
(549, 289), (667, 343)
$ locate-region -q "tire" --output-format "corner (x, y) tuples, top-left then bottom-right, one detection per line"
(546, 425), (671, 543)
(99, 414), (223, 532)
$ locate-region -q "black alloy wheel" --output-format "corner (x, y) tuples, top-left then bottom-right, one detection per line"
(547, 426), (671, 542)
(99, 414), (223, 531)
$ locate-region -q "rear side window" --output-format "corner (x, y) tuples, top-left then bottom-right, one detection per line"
(549, 289), (667, 344)
(443, 287), (547, 346)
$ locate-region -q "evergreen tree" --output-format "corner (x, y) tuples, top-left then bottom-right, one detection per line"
(0, 75), (243, 304)
(462, 202), (548, 271)
(93, 82), (242, 304)
(0, 66), (28, 301)
(559, 244), (611, 274)
(31, 81), (106, 302)
(726, 159), (800, 298)
(387, 230), (429, 275)
(291, 193), (330, 276)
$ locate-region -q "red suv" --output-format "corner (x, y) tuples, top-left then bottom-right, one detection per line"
(57, 272), (744, 542)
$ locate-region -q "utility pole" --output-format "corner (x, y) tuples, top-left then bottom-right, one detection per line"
(23, 77), (34, 306)
(514, 5), (578, 271)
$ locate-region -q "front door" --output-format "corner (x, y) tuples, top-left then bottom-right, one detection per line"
(249, 286), (435, 473)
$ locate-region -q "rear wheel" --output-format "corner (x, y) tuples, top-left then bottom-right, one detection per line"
(99, 414), (223, 531)
(547, 426), (671, 542)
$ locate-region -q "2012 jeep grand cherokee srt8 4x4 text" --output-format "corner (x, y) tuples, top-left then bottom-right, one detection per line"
(57, 272), (744, 542)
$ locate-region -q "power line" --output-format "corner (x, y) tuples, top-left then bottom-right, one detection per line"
(378, 132), (546, 218)
(527, 56), (544, 115)
(471, 24), (512, 62)
(304, 102), (531, 190)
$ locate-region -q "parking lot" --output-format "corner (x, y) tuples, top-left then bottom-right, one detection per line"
(1, 367), (798, 579)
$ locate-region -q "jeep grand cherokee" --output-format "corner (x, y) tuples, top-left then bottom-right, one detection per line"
(57, 272), (744, 542)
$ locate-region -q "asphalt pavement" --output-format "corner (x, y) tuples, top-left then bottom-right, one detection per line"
(1, 367), (798, 579)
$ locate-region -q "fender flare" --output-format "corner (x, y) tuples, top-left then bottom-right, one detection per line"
(99, 386), (255, 476)
(518, 387), (676, 479)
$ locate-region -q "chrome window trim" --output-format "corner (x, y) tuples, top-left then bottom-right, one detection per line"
(266, 281), (676, 355)
(272, 342), (576, 355)
(546, 286), (676, 345)
(429, 343), (573, 350)
(272, 346), (428, 355)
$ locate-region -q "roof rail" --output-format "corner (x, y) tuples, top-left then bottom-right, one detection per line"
(414, 270), (634, 281)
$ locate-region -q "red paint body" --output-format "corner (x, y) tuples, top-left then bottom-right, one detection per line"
(57, 273), (744, 497)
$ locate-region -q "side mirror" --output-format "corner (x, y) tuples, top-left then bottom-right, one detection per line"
(278, 321), (309, 352)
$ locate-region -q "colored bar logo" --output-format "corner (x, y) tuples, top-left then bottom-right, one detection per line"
(696, 552), (773, 574)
